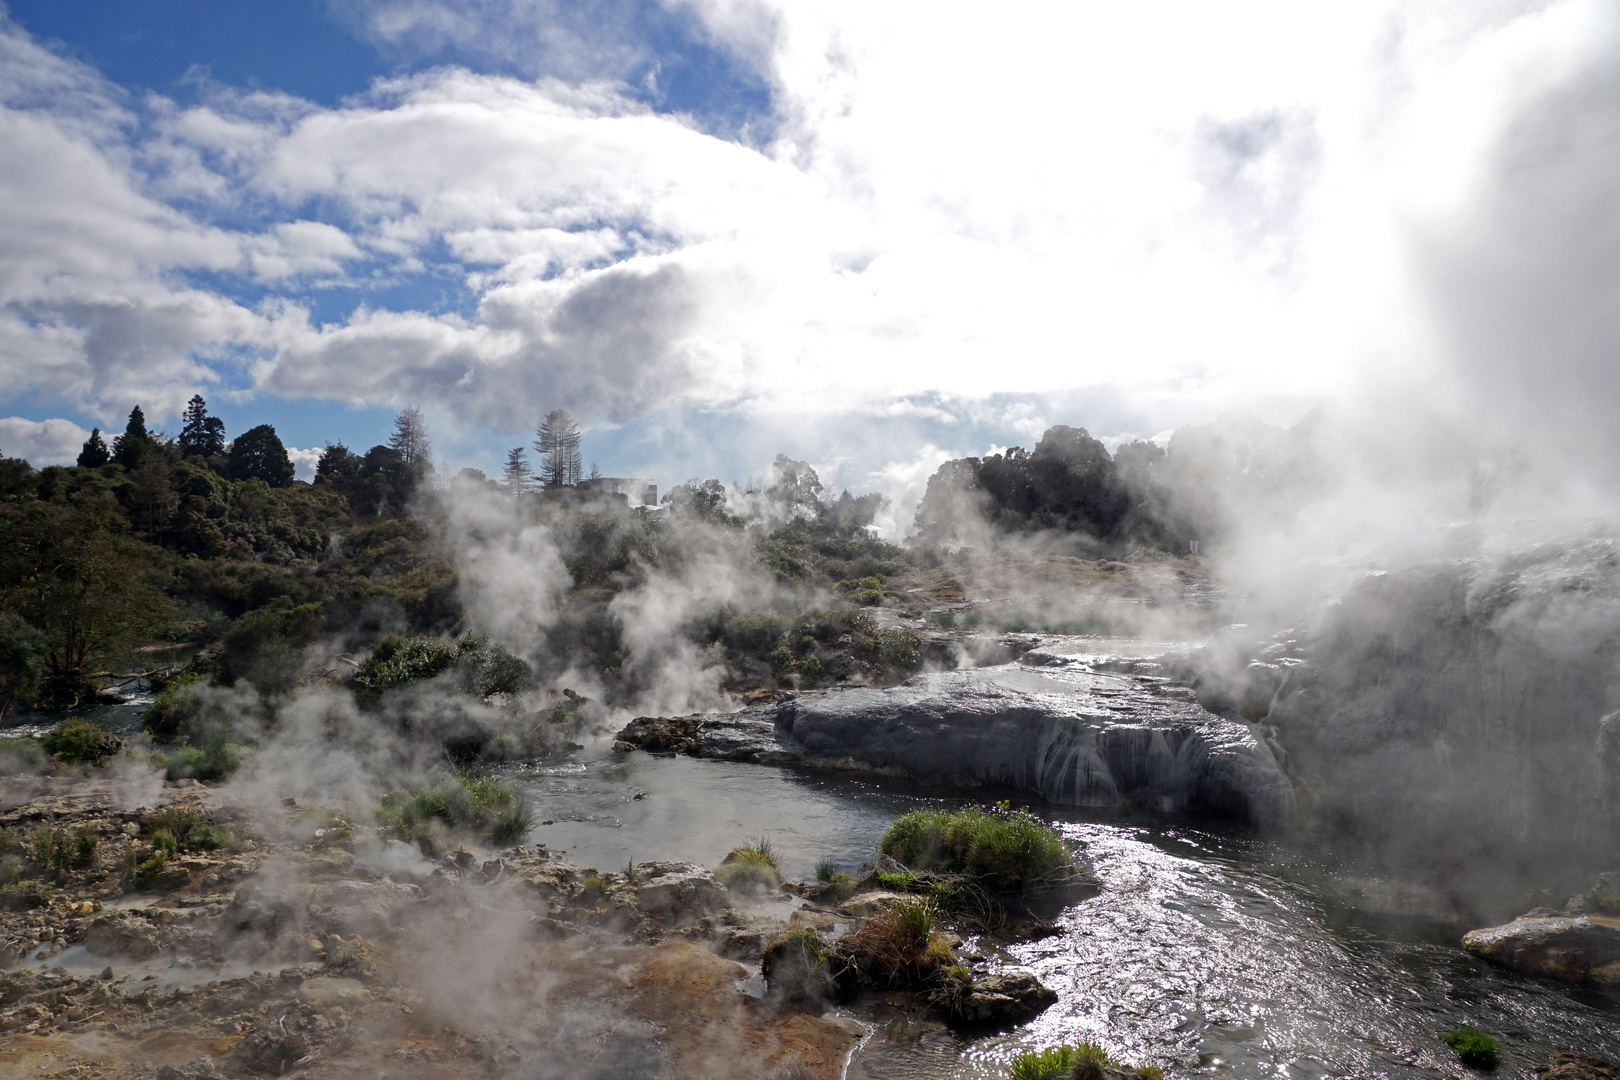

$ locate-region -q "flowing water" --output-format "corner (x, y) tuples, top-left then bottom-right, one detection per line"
(512, 750), (1620, 1080)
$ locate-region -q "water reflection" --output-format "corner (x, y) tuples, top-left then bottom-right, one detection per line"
(514, 751), (1620, 1079)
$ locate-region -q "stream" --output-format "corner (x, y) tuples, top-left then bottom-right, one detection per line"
(511, 742), (1620, 1079)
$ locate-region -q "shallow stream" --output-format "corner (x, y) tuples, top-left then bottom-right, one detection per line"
(511, 750), (1620, 1080)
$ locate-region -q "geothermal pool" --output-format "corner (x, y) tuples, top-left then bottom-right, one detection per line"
(511, 750), (1620, 1080)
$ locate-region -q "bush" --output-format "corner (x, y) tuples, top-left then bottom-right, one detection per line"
(879, 806), (1072, 890)
(30, 826), (100, 872)
(762, 927), (837, 1003)
(0, 737), (46, 775)
(1442, 1027), (1500, 1070)
(147, 807), (229, 852)
(716, 839), (783, 893)
(353, 634), (531, 706)
(41, 718), (123, 765)
(143, 671), (208, 741)
(376, 772), (523, 849)
(156, 726), (247, 782)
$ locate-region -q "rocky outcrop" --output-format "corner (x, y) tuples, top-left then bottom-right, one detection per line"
(1463, 914), (1620, 986)
(948, 972), (1058, 1027)
(625, 862), (729, 923)
(772, 667), (1294, 829)
(1541, 1053), (1620, 1080)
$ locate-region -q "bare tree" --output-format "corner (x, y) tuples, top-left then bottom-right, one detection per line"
(533, 409), (582, 489)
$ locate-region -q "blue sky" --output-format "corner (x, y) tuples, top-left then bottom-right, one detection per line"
(1, 0), (1616, 525)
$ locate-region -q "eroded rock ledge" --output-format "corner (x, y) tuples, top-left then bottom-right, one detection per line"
(617, 664), (1295, 830)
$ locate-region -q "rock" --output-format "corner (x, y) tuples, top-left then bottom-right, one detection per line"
(753, 667), (1294, 829)
(233, 1025), (310, 1074)
(613, 715), (702, 754)
(948, 972), (1058, 1027)
(297, 976), (370, 1006)
(1541, 1053), (1620, 1080)
(82, 911), (174, 960)
(153, 1058), (225, 1080)
(317, 879), (422, 937)
(627, 862), (730, 923)
(1463, 915), (1620, 985)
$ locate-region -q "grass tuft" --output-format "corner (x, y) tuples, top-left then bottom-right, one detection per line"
(1002, 1042), (1117, 1080)
(716, 837), (783, 893)
(879, 805), (1071, 890)
(1442, 1027), (1500, 1071)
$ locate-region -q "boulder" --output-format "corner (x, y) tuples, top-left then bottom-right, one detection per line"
(317, 880), (422, 937)
(1541, 1053), (1620, 1080)
(947, 972), (1058, 1027)
(629, 862), (729, 923)
(613, 715), (702, 754)
(81, 911), (174, 961)
(1463, 915), (1620, 985)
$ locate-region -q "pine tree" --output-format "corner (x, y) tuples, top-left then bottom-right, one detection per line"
(178, 395), (226, 458)
(533, 409), (582, 489)
(76, 428), (109, 468)
(111, 406), (151, 470)
(501, 447), (533, 495)
(388, 406), (432, 470)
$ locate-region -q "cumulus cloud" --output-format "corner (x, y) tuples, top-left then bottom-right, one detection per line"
(0, 416), (90, 465)
(0, 0), (1617, 517)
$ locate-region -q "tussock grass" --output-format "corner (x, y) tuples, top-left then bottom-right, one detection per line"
(835, 898), (955, 989)
(761, 927), (836, 1003)
(1442, 1027), (1500, 1071)
(1003, 1042), (1117, 1080)
(880, 806), (1071, 890)
(716, 837), (783, 892)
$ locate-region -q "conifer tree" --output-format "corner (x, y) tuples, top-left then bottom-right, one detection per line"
(533, 409), (582, 489)
(76, 428), (109, 468)
(111, 406), (151, 469)
(501, 447), (533, 495)
(178, 394), (226, 458)
(388, 406), (432, 470)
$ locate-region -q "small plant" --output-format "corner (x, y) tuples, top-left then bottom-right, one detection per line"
(717, 838), (783, 893)
(142, 671), (207, 741)
(761, 927), (836, 1003)
(0, 878), (54, 911)
(879, 805), (1073, 890)
(490, 799), (534, 845)
(147, 807), (229, 852)
(815, 859), (838, 883)
(834, 898), (954, 989)
(1442, 1027), (1500, 1070)
(41, 718), (123, 765)
(29, 826), (100, 872)
(0, 854), (24, 885)
(1002, 1042), (1118, 1080)
(581, 874), (608, 898)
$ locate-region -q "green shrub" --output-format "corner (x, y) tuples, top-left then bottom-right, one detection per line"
(143, 671), (208, 741)
(29, 826), (100, 872)
(147, 807), (228, 852)
(0, 878), (53, 910)
(0, 854), (25, 885)
(879, 806), (1071, 890)
(716, 839), (783, 892)
(761, 927), (836, 1003)
(0, 737), (46, 775)
(41, 718), (123, 765)
(149, 830), (178, 859)
(815, 859), (838, 883)
(157, 726), (247, 782)
(376, 772), (522, 847)
(1442, 1027), (1500, 1070)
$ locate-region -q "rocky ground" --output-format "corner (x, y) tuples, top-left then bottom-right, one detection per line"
(0, 772), (1070, 1080)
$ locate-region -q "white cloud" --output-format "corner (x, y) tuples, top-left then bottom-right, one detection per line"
(0, 416), (90, 465)
(286, 445), (323, 480)
(0, 0), (1617, 504)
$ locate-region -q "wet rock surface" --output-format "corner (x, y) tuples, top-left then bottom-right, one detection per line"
(947, 971), (1059, 1027)
(619, 663), (1295, 829)
(1463, 914), (1620, 986)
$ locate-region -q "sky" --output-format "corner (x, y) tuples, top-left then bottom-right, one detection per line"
(0, 0), (1617, 521)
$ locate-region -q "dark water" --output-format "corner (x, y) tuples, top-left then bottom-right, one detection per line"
(512, 752), (1620, 1080)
